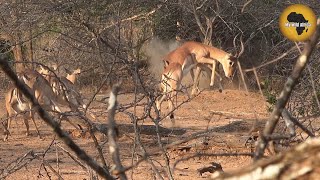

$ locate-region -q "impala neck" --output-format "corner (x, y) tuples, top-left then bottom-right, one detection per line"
(204, 45), (230, 62)
(66, 74), (76, 84)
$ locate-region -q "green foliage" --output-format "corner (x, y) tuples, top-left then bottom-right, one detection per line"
(262, 79), (277, 112)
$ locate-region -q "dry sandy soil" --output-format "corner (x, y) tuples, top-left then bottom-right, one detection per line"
(0, 89), (270, 179)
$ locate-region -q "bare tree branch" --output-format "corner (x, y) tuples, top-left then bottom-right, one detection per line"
(254, 19), (320, 160)
(241, 0), (254, 13)
(107, 82), (127, 180)
(282, 109), (315, 137)
(0, 151), (39, 179)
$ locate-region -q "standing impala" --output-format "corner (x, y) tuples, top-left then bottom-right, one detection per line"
(38, 66), (96, 118)
(3, 69), (61, 141)
(3, 86), (40, 141)
(38, 66), (85, 111)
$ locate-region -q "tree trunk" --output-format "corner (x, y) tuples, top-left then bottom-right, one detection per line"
(0, 32), (25, 72)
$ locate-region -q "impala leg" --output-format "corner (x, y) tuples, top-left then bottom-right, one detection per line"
(210, 60), (217, 89)
(196, 57), (217, 90)
(7, 115), (12, 133)
(190, 68), (195, 81)
(22, 112), (30, 136)
(3, 114), (10, 141)
(156, 94), (167, 114)
(202, 64), (223, 92)
(191, 66), (201, 96)
(215, 71), (223, 93)
(168, 91), (175, 125)
(30, 108), (41, 139)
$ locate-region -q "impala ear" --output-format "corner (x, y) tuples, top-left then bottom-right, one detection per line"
(52, 64), (58, 71)
(163, 60), (170, 68)
(22, 74), (31, 83)
(229, 56), (237, 62)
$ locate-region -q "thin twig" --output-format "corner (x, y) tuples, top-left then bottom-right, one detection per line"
(241, 0), (254, 13)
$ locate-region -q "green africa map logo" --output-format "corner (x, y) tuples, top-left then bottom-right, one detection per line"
(279, 4), (317, 42)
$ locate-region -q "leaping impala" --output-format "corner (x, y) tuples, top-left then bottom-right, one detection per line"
(163, 35), (244, 95)
(157, 35), (244, 120)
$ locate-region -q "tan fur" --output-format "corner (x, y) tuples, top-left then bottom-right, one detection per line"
(163, 41), (237, 95)
(3, 86), (40, 141)
(157, 41), (239, 120)
(156, 54), (197, 121)
(38, 67), (83, 109)
(21, 69), (62, 112)
(66, 68), (81, 84)
(38, 67), (95, 118)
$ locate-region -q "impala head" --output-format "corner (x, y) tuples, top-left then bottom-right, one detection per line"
(221, 54), (237, 78)
(38, 66), (49, 75)
(221, 33), (245, 78)
(38, 65), (56, 83)
(65, 68), (81, 84)
(65, 68), (81, 75)
(74, 68), (81, 74)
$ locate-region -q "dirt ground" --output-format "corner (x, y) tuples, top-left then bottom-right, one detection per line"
(0, 89), (270, 179)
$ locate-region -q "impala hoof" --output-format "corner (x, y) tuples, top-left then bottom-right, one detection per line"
(38, 135), (44, 140)
(170, 114), (174, 119)
(218, 89), (223, 93)
(3, 137), (8, 142)
(191, 89), (200, 97)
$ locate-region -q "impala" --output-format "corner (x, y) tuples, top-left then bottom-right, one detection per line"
(65, 68), (81, 84)
(156, 53), (197, 120)
(157, 35), (244, 119)
(163, 35), (244, 95)
(21, 69), (62, 112)
(3, 86), (40, 141)
(38, 66), (95, 119)
(3, 67), (91, 140)
(38, 66), (85, 111)
(3, 69), (60, 141)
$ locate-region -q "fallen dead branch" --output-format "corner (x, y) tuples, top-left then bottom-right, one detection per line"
(213, 137), (320, 179)
(0, 150), (40, 179)
(173, 152), (253, 171)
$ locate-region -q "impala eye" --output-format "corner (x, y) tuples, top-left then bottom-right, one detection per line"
(229, 61), (234, 66)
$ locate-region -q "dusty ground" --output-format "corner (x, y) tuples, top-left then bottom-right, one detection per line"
(0, 89), (270, 179)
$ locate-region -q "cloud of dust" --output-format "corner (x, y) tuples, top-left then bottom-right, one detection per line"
(143, 37), (181, 80)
